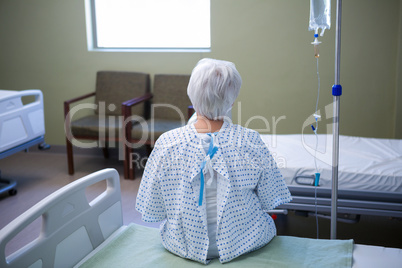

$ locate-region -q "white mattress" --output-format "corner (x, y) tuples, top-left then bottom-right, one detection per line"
(75, 225), (402, 268)
(261, 134), (402, 193)
(352, 244), (402, 268)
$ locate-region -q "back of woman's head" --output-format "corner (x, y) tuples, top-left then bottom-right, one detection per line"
(187, 58), (242, 120)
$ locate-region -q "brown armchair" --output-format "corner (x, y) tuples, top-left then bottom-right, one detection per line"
(122, 74), (191, 179)
(64, 71), (150, 175)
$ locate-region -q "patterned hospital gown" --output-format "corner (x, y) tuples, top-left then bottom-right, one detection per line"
(136, 121), (292, 264)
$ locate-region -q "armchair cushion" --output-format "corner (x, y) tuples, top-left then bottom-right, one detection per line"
(71, 115), (121, 138)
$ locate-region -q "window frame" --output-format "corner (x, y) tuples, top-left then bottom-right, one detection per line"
(85, 0), (211, 53)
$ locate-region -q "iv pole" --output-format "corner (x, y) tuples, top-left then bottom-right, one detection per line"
(331, 0), (342, 239)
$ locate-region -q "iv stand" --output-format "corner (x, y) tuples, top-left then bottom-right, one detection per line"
(331, 0), (342, 239)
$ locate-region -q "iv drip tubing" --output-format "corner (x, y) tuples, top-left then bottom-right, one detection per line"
(315, 58), (320, 120)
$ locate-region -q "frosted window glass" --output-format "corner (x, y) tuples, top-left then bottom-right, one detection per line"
(93, 0), (210, 49)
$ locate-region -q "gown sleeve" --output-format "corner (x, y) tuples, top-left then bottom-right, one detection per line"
(135, 141), (167, 222)
(255, 135), (292, 211)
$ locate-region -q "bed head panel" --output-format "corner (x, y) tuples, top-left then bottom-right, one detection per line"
(0, 168), (123, 268)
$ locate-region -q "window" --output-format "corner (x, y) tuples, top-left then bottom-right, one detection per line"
(85, 0), (211, 52)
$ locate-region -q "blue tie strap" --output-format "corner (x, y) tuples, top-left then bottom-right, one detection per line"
(198, 133), (218, 206)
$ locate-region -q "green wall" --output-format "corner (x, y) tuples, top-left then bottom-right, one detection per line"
(0, 0), (401, 145)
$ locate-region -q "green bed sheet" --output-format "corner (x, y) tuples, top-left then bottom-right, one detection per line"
(79, 223), (353, 268)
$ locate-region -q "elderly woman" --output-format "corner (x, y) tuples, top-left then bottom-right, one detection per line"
(136, 58), (291, 264)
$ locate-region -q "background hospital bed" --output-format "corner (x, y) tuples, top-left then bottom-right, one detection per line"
(0, 89), (48, 196)
(0, 168), (401, 267)
(261, 134), (402, 219)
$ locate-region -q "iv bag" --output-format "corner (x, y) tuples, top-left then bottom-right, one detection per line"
(309, 0), (331, 36)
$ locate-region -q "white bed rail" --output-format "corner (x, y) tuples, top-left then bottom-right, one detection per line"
(0, 168), (122, 268)
(0, 89), (45, 153)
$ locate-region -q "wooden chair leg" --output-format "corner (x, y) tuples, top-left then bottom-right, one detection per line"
(123, 153), (128, 179)
(100, 139), (109, 158)
(66, 138), (74, 175)
(129, 145), (135, 180)
(146, 144), (152, 156)
(102, 147), (109, 158)
(124, 145), (129, 179)
(123, 144), (135, 180)
(129, 163), (134, 180)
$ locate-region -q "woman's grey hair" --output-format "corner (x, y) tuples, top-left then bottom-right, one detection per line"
(187, 58), (242, 120)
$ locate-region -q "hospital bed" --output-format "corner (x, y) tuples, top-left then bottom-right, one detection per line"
(0, 89), (47, 196)
(0, 168), (401, 268)
(260, 134), (402, 219)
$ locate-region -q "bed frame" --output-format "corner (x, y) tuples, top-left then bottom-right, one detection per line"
(0, 89), (47, 196)
(0, 169), (122, 268)
(261, 134), (402, 220)
(1, 168), (401, 267)
(278, 186), (402, 219)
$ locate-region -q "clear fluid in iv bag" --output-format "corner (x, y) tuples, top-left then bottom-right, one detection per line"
(309, 0), (331, 35)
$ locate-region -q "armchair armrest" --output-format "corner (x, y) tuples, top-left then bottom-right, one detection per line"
(64, 91), (96, 118)
(121, 92), (153, 118)
(121, 92), (153, 109)
(122, 93), (153, 140)
(64, 91), (96, 105)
